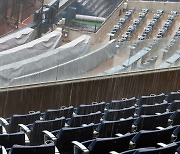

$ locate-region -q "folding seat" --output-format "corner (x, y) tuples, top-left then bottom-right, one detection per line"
(0, 111), (41, 133)
(132, 112), (172, 132)
(165, 91), (180, 103)
(43, 106), (74, 120)
(96, 117), (134, 138)
(75, 102), (106, 115)
(171, 126), (180, 142)
(137, 93), (165, 106)
(73, 133), (136, 154)
(0, 132), (27, 149)
(130, 125), (178, 149)
(176, 146), (180, 154)
(67, 111), (102, 127)
(19, 117), (65, 145)
(133, 142), (179, 154)
(108, 97), (136, 110)
(103, 106), (135, 121)
(168, 100), (180, 112)
(9, 143), (59, 154)
(136, 102), (168, 116)
(43, 124), (94, 154)
(168, 110), (180, 125)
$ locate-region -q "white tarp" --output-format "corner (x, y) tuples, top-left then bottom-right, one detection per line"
(0, 35), (91, 80)
(0, 27), (37, 52)
(7, 40), (118, 87)
(0, 31), (62, 66)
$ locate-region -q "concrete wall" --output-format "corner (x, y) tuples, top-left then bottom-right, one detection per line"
(0, 67), (180, 118)
(127, 1), (180, 12)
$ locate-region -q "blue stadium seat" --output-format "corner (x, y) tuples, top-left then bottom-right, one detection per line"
(9, 143), (58, 154)
(19, 117), (65, 145)
(73, 133), (136, 154)
(168, 100), (180, 112)
(43, 106), (73, 120)
(130, 125), (178, 149)
(136, 102), (168, 116)
(103, 106), (135, 121)
(107, 97), (136, 109)
(0, 111), (41, 133)
(165, 91), (180, 103)
(138, 93), (165, 106)
(171, 126), (180, 142)
(132, 112), (172, 132)
(169, 110), (180, 125)
(96, 117), (134, 137)
(43, 124), (94, 154)
(75, 102), (106, 115)
(67, 111), (102, 127)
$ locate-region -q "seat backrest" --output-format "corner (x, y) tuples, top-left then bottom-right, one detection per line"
(88, 133), (136, 154)
(133, 112), (172, 131)
(137, 102), (168, 116)
(9, 143), (55, 154)
(165, 91), (180, 103)
(30, 117), (65, 145)
(168, 100), (180, 112)
(9, 111), (41, 133)
(97, 117), (134, 137)
(76, 102), (106, 115)
(169, 110), (180, 125)
(103, 106), (135, 121)
(0, 132), (25, 149)
(138, 93), (165, 106)
(108, 97), (136, 109)
(44, 106), (73, 120)
(68, 111), (102, 127)
(56, 124), (94, 153)
(172, 126), (180, 142)
(131, 125), (177, 149)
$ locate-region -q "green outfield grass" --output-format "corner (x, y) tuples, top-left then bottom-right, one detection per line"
(71, 19), (102, 27)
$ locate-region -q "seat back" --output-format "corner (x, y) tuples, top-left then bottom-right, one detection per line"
(169, 110), (180, 125)
(44, 106), (73, 120)
(108, 97), (136, 110)
(138, 93), (165, 106)
(0, 132), (25, 149)
(97, 117), (134, 137)
(103, 106), (135, 121)
(165, 91), (180, 103)
(168, 100), (180, 112)
(137, 102), (168, 116)
(56, 124), (94, 153)
(9, 143), (55, 154)
(68, 111), (102, 127)
(30, 117), (65, 145)
(9, 111), (41, 133)
(88, 133), (136, 154)
(172, 126), (180, 142)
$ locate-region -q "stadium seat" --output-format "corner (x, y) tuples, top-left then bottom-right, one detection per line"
(0, 111), (41, 133)
(130, 125), (178, 149)
(96, 117), (134, 137)
(0, 146), (7, 154)
(19, 117), (65, 145)
(103, 106), (135, 121)
(165, 91), (180, 103)
(176, 146), (180, 154)
(137, 93), (165, 106)
(136, 102), (168, 116)
(107, 97), (136, 109)
(171, 126), (180, 142)
(169, 110), (180, 125)
(43, 106), (73, 120)
(9, 143), (59, 154)
(168, 100), (180, 112)
(0, 132), (26, 149)
(75, 102), (106, 115)
(67, 111), (102, 127)
(132, 112), (172, 132)
(43, 124), (94, 154)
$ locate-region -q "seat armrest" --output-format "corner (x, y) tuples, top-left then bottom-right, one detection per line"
(0, 117), (9, 126)
(2, 146), (7, 154)
(110, 151), (119, 154)
(72, 141), (89, 154)
(43, 130), (57, 144)
(157, 142), (167, 147)
(18, 124), (31, 138)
